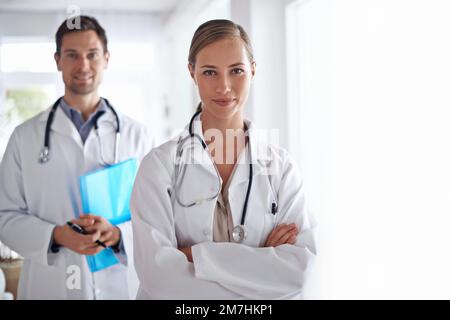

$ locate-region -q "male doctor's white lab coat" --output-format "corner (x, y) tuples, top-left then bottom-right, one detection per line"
(131, 118), (317, 299)
(0, 105), (152, 299)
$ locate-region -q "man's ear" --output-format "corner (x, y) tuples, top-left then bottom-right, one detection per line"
(104, 51), (110, 69)
(54, 52), (62, 71)
(188, 63), (196, 84)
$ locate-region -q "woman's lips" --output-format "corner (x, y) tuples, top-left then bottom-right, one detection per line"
(212, 99), (236, 107)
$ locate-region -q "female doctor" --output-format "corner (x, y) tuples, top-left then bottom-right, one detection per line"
(131, 19), (317, 299)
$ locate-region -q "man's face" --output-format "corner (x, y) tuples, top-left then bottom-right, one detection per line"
(55, 30), (109, 96)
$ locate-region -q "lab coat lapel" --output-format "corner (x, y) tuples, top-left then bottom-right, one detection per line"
(228, 120), (267, 187)
(227, 120), (271, 233)
(94, 108), (118, 137)
(188, 114), (224, 181)
(173, 115), (222, 245)
(39, 106), (83, 148)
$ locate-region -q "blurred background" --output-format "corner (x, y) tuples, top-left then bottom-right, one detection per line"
(1, 0), (450, 299)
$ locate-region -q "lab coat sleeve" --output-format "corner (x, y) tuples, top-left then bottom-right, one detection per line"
(191, 152), (317, 299)
(0, 130), (56, 267)
(114, 221), (131, 265)
(130, 150), (244, 299)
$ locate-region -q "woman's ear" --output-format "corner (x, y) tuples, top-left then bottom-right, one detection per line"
(188, 63), (196, 83)
(251, 61), (256, 79)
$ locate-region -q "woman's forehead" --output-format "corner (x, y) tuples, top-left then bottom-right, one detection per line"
(196, 37), (248, 66)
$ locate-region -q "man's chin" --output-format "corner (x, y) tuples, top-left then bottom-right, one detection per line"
(69, 84), (96, 95)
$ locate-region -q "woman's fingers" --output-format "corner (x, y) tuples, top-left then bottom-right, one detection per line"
(287, 233), (297, 245)
(265, 223), (298, 247)
(274, 228), (298, 246)
(264, 224), (283, 246)
(270, 224), (297, 245)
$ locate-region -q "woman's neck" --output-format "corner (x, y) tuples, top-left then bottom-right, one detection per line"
(200, 109), (245, 135)
(200, 109), (247, 166)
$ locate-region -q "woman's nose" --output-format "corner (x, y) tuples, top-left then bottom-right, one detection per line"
(215, 75), (232, 94)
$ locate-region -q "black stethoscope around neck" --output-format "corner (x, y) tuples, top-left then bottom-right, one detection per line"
(174, 107), (253, 243)
(38, 97), (121, 166)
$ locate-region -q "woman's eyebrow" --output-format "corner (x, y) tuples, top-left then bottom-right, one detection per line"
(200, 62), (245, 68)
(228, 62), (245, 67)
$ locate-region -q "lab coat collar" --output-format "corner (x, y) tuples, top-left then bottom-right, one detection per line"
(39, 100), (118, 146)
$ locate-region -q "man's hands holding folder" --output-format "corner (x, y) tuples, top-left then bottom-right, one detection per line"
(53, 213), (121, 255)
(80, 214), (121, 248)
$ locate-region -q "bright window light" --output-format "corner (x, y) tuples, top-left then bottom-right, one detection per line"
(1, 41), (55, 72)
(107, 43), (154, 72)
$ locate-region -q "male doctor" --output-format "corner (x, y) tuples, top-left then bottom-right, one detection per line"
(0, 16), (152, 299)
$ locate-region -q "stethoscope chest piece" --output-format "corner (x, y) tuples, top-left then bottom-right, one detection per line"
(39, 147), (49, 163)
(232, 225), (246, 243)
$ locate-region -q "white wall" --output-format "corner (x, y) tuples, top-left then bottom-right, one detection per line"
(286, 0), (334, 299)
(245, 0), (292, 149)
(293, 0), (450, 299)
(161, 0), (231, 138)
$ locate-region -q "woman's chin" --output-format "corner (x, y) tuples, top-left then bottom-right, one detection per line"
(204, 104), (242, 120)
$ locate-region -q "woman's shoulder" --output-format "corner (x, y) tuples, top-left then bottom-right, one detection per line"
(139, 137), (178, 173)
(254, 137), (295, 171)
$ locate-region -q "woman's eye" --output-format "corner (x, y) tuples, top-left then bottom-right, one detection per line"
(203, 70), (216, 76)
(231, 68), (245, 75)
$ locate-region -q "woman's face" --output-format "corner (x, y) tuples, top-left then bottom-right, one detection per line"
(189, 37), (255, 120)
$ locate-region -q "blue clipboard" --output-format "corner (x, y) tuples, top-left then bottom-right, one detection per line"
(79, 158), (138, 272)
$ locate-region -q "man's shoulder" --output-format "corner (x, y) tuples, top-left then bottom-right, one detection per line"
(13, 108), (49, 136)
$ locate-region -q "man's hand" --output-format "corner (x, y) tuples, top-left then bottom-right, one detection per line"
(264, 223), (299, 247)
(80, 214), (121, 248)
(179, 247), (193, 262)
(52, 214), (121, 255)
(52, 219), (103, 255)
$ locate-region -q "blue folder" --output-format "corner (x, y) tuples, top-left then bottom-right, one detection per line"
(79, 158), (138, 272)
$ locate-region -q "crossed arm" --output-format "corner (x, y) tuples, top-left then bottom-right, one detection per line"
(179, 223), (299, 262)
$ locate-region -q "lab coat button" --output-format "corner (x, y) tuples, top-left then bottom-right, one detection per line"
(203, 229), (210, 236)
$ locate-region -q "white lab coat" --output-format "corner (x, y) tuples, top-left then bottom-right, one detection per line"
(0, 104), (153, 299)
(131, 117), (317, 300)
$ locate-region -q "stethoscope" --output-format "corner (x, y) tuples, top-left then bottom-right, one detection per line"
(38, 97), (121, 166)
(173, 108), (253, 243)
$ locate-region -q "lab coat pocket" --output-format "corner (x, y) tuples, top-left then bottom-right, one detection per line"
(261, 194), (278, 246)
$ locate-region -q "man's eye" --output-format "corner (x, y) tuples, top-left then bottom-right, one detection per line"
(88, 52), (98, 59)
(66, 53), (77, 59)
(231, 68), (245, 75)
(203, 70), (216, 76)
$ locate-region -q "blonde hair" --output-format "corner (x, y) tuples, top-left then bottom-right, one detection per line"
(188, 19), (254, 67)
